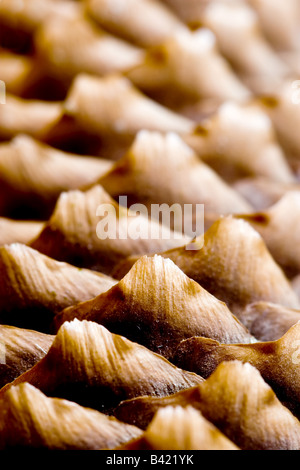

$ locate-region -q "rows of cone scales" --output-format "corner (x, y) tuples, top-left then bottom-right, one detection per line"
(173, 322), (300, 419)
(35, 14), (144, 83)
(0, 243), (117, 332)
(115, 361), (300, 450)
(126, 28), (250, 105)
(113, 216), (300, 316)
(1, 318), (300, 450)
(118, 405), (239, 450)
(0, 207), (298, 449)
(99, 130), (252, 224)
(200, 1), (289, 88)
(0, 382), (143, 450)
(30, 184), (190, 274)
(63, 74), (195, 144)
(0, 320), (203, 413)
(1, 0), (300, 452)
(0, 135), (113, 219)
(185, 102), (295, 184)
(54, 255), (254, 359)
